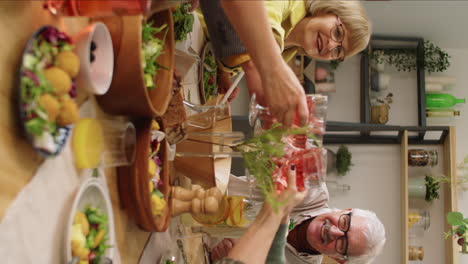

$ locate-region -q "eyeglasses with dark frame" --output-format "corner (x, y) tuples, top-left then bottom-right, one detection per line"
(335, 212), (352, 260)
(330, 15), (346, 61)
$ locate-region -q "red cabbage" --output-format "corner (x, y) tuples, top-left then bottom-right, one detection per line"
(23, 70), (39, 85)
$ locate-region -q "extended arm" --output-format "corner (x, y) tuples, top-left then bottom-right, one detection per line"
(220, 0), (308, 127)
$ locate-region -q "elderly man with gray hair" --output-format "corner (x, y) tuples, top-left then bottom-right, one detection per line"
(207, 176), (386, 264)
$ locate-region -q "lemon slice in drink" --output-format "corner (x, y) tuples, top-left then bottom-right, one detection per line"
(72, 118), (104, 168)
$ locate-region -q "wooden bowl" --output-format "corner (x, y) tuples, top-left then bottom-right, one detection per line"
(117, 118), (171, 232)
(96, 9), (174, 117)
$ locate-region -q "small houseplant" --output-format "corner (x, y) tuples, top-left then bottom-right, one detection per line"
(445, 211), (468, 254)
(418, 156), (468, 202)
(371, 40), (450, 74)
(336, 145), (353, 176)
(408, 174), (449, 202)
(424, 174), (448, 202)
(327, 145), (353, 176)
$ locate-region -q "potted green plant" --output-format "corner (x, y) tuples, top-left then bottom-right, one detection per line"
(408, 175), (449, 202)
(424, 175), (447, 202)
(445, 211), (468, 254)
(327, 145), (353, 176)
(371, 40), (450, 74)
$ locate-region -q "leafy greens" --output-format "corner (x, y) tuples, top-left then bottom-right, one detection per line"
(173, 3), (194, 42)
(142, 21), (168, 91)
(232, 124), (313, 211)
(20, 28), (74, 138)
(202, 51), (217, 102)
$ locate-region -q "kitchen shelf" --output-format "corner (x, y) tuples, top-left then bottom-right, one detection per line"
(324, 122), (449, 145)
(400, 127), (458, 264)
(401, 131), (409, 263)
(360, 35), (426, 137)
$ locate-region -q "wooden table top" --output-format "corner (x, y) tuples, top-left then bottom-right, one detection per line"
(0, 2), (150, 263)
(0, 2), (232, 263)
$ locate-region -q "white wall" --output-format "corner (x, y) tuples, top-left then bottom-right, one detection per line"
(363, 1), (468, 49)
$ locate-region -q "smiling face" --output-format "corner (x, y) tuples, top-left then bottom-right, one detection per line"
(306, 210), (369, 260)
(299, 13), (350, 61)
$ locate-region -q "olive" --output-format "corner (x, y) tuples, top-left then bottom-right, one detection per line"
(90, 41), (97, 51)
(90, 53), (95, 63)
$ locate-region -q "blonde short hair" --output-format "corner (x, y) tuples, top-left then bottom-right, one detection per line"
(306, 0), (372, 58)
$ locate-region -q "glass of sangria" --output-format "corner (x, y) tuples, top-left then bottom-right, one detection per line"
(247, 93), (329, 192)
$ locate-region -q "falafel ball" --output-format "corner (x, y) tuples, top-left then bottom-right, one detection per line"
(56, 51), (80, 78)
(38, 93), (60, 121)
(56, 96), (79, 126)
(43, 67), (72, 96)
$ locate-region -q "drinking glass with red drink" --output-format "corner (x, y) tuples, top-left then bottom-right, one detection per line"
(248, 93), (328, 193)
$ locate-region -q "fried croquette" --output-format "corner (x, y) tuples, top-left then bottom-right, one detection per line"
(43, 67), (72, 96)
(56, 96), (79, 126)
(38, 94), (60, 121)
(56, 51), (80, 78)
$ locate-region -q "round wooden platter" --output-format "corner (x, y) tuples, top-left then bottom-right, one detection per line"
(118, 118), (171, 232)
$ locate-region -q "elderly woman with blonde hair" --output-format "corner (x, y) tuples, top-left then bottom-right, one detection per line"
(198, 0), (371, 125)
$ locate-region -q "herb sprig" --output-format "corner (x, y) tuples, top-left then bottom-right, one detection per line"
(232, 124), (314, 210)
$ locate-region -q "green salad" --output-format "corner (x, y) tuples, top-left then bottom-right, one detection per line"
(21, 29), (74, 137)
(20, 27), (80, 154)
(71, 206), (112, 263)
(173, 3), (194, 42)
(203, 51), (217, 102)
(142, 21), (168, 91)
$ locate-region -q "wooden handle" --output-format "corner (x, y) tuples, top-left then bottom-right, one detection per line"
(171, 199), (193, 216)
(172, 186), (196, 201)
(171, 197), (219, 216)
(206, 187), (223, 203)
(172, 186), (222, 201)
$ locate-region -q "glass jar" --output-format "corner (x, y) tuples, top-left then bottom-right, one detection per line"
(408, 149), (438, 167)
(408, 246), (424, 261)
(408, 209), (430, 230)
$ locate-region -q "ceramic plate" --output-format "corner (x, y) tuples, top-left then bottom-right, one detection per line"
(65, 171), (116, 263)
(18, 26), (78, 157)
(199, 42), (218, 105)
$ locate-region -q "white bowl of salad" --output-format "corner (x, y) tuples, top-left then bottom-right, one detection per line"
(66, 172), (115, 264)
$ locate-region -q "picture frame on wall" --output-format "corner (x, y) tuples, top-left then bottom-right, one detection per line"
(303, 59), (337, 94)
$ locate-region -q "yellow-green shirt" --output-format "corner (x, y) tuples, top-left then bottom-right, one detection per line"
(266, 0), (307, 63)
(198, 0), (307, 69)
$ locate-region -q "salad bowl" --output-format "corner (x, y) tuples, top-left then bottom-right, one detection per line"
(96, 9), (174, 117)
(17, 26), (80, 157)
(117, 118), (171, 232)
(66, 173), (115, 263)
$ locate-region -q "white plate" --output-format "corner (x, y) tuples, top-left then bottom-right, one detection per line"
(65, 171), (115, 262)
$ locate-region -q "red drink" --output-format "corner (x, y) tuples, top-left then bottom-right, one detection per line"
(273, 147), (324, 193)
(249, 94), (328, 193)
(46, 0), (151, 17)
